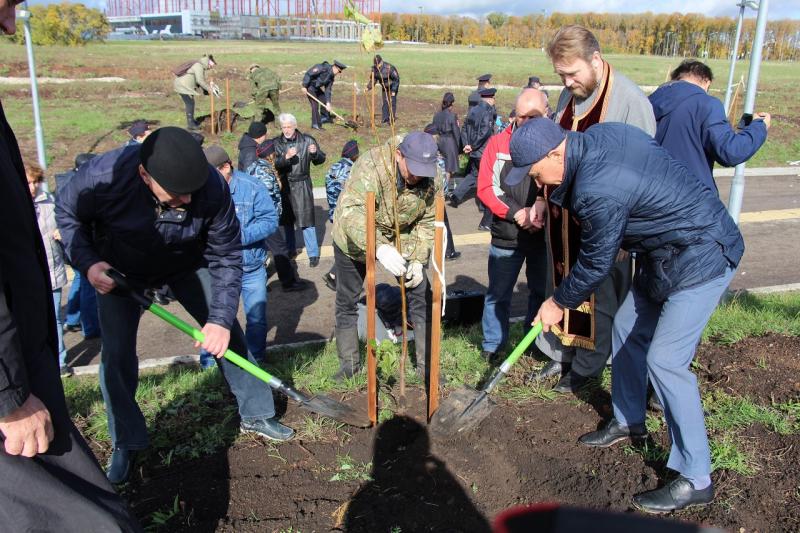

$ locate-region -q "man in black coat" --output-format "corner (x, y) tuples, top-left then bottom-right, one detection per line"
(57, 127), (294, 485)
(451, 87), (497, 216)
(0, 3), (139, 530)
(273, 113), (326, 267)
(468, 73), (492, 107)
(509, 118), (743, 513)
(366, 54), (400, 124)
(301, 60), (347, 130)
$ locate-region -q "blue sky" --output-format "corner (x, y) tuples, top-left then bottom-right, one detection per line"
(26, 0), (800, 20)
(382, 1), (798, 20)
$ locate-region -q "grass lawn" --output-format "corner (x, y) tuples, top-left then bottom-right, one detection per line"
(1, 40), (797, 186)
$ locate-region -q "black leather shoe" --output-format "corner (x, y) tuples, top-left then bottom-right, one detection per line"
(448, 197), (459, 208)
(309, 256), (320, 267)
(578, 418), (646, 448)
(445, 251), (461, 261)
(478, 224), (491, 231)
(282, 280), (309, 292)
(63, 323), (82, 333)
(152, 292), (170, 306)
(553, 370), (590, 393)
(323, 272), (336, 291)
(106, 448), (138, 485)
(633, 476), (714, 513)
(527, 360), (564, 383)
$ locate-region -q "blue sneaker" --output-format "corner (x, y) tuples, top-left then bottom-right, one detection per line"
(106, 447), (138, 484)
(240, 417), (294, 442)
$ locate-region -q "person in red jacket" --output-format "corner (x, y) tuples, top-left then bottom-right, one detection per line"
(476, 88), (549, 362)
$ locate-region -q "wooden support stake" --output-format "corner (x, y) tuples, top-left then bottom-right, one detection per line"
(370, 71), (375, 130)
(209, 77), (216, 135)
(225, 79), (231, 133)
(352, 81), (357, 125)
(366, 191), (378, 425)
(428, 196), (445, 421)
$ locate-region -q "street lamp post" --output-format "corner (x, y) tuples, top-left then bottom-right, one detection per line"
(724, 0), (759, 115)
(416, 6), (422, 42)
(18, 6), (47, 170)
(727, 0), (769, 224)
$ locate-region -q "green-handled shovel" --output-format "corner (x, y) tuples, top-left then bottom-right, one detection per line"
(106, 270), (370, 428)
(431, 322), (543, 437)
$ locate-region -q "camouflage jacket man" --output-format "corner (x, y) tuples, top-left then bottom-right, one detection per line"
(248, 66), (281, 99)
(332, 137), (442, 264)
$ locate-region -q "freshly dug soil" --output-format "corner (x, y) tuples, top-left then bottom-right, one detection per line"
(115, 334), (800, 532)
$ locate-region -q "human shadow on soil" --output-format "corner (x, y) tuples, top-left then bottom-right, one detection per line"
(66, 336), (102, 366)
(344, 415), (491, 533)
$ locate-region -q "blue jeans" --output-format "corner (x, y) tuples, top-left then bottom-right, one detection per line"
(283, 224), (319, 259)
(481, 242), (547, 353)
(611, 267), (735, 478)
(200, 266), (268, 367)
(64, 270), (100, 337)
(52, 288), (68, 367)
(97, 267), (275, 450)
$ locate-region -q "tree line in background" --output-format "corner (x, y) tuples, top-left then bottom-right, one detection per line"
(7, 3), (110, 46)
(379, 11), (800, 61)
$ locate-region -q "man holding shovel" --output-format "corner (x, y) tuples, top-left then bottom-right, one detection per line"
(56, 127), (294, 485)
(301, 60), (347, 130)
(331, 132), (440, 383)
(510, 118), (743, 513)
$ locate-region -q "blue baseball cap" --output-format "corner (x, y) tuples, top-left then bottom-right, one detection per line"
(399, 131), (438, 178)
(506, 117), (567, 187)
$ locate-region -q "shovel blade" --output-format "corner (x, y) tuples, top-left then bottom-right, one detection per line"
(430, 386), (495, 437)
(300, 394), (371, 428)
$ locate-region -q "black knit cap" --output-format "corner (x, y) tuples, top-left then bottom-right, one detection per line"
(248, 121), (267, 138)
(140, 127), (209, 194)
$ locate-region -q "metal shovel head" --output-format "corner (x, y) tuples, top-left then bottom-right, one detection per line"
(300, 394), (371, 428)
(431, 386), (496, 437)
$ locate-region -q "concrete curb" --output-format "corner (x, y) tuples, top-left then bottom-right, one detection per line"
(311, 167), (799, 199)
(68, 283), (800, 377)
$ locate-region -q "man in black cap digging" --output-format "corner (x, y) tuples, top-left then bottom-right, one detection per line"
(56, 127), (294, 485)
(468, 73), (492, 107)
(508, 117), (743, 513)
(330, 132), (441, 383)
(302, 59), (347, 130)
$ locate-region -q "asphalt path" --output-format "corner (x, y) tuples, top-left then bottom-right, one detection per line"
(63, 169), (800, 369)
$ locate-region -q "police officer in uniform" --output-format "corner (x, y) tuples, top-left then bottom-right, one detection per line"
(468, 73), (492, 108)
(366, 54), (400, 124)
(452, 87), (497, 214)
(301, 60), (347, 130)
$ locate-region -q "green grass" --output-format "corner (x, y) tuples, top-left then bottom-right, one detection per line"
(710, 436), (756, 476)
(1, 40), (797, 187)
(704, 291), (800, 343)
(328, 453), (372, 482)
(704, 391), (799, 435)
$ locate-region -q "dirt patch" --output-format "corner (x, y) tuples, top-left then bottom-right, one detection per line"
(697, 333), (800, 402)
(109, 334), (800, 532)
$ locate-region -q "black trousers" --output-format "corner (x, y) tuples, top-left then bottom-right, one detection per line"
(307, 89), (331, 128)
(380, 88), (397, 123)
(0, 347), (141, 532)
(333, 244), (431, 373)
(180, 93), (195, 118)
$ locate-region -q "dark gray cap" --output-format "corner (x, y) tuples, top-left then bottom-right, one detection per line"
(141, 127), (209, 194)
(203, 145), (231, 168)
(506, 117), (566, 187)
(398, 132), (438, 178)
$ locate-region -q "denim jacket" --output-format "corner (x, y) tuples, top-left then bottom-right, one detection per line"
(229, 170), (277, 272)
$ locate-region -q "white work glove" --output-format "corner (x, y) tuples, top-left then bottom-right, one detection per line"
(211, 84), (222, 97)
(376, 244), (407, 277)
(404, 261), (424, 289)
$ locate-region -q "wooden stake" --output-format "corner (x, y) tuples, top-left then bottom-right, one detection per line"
(209, 77), (216, 135)
(428, 196), (445, 421)
(225, 78), (231, 133)
(370, 70), (375, 130)
(352, 81), (357, 125)
(366, 191), (377, 425)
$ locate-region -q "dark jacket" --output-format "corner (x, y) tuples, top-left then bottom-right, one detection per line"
(237, 132), (258, 172)
(550, 123), (744, 307)
(273, 130), (326, 228)
(0, 100), (60, 421)
(432, 109), (461, 173)
(461, 100), (495, 159)
(367, 61), (400, 94)
(56, 145), (243, 329)
(302, 62), (336, 102)
(649, 80), (768, 193)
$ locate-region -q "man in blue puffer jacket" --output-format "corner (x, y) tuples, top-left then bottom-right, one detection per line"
(649, 59), (770, 194)
(56, 128), (293, 486)
(507, 118), (743, 514)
